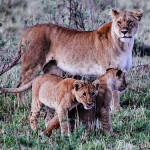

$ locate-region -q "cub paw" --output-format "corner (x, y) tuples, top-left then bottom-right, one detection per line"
(29, 113), (38, 131)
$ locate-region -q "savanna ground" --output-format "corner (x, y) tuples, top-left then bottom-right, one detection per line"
(0, 0), (150, 149)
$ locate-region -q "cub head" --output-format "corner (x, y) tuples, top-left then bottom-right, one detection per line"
(73, 80), (100, 110)
(111, 9), (143, 42)
(106, 68), (127, 92)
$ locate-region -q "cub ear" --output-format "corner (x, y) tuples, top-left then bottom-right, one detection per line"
(116, 69), (122, 77)
(111, 9), (119, 18)
(92, 79), (100, 90)
(73, 80), (83, 91)
(133, 9), (143, 21)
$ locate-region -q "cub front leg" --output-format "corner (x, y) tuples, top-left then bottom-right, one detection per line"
(43, 115), (60, 136)
(57, 108), (70, 135)
(98, 106), (112, 133)
(44, 107), (55, 127)
(111, 90), (122, 112)
(29, 99), (43, 131)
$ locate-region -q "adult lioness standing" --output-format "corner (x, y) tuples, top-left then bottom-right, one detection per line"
(0, 9), (143, 110)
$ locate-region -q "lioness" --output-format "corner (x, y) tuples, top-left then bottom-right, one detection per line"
(42, 68), (127, 136)
(0, 9), (143, 111)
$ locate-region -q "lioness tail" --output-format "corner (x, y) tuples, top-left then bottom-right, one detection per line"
(0, 44), (21, 76)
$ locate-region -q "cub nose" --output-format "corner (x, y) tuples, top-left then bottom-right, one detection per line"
(121, 30), (128, 35)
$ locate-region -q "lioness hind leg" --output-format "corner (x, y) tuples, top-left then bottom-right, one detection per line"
(16, 81), (24, 107)
(16, 64), (41, 105)
(21, 64), (42, 85)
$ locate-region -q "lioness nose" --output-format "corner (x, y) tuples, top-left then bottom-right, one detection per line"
(121, 30), (128, 35)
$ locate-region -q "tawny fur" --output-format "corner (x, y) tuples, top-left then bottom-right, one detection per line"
(0, 9), (142, 111)
(29, 74), (100, 134)
(43, 69), (127, 136)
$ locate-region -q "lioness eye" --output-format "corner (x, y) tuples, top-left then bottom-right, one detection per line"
(83, 92), (86, 97)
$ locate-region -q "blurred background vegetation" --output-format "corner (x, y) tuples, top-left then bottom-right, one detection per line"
(0, 0), (150, 61)
(0, 0), (150, 149)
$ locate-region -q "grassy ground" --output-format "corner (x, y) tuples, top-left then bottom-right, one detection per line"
(0, 56), (150, 150)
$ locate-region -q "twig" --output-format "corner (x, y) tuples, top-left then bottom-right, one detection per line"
(14, 129), (22, 150)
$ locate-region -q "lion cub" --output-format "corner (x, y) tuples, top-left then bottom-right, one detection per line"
(29, 74), (100, 134)
(94, 68), (127, 133)
(43, 68), (127, 136)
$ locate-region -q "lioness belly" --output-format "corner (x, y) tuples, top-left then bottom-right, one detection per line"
(57, 53), (131, 75)
(57, 61), (105, 76)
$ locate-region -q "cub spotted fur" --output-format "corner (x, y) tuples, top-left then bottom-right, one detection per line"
(29, 74), (100, 134)
(43, 69), (127, 136)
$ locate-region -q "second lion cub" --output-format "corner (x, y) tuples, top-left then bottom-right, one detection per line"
(29, 74), (100, 134)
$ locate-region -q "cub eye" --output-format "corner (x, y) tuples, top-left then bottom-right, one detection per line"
(117, 21), (121, 26)
(83, 92), (86, 97)
(128, 20), (133, 24)
(128, 21), (134, 27)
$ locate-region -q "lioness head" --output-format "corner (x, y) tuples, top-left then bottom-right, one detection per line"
(106, 68), (127, 92)
(73, 80), (100, 110)
(111, 9), (143, 42)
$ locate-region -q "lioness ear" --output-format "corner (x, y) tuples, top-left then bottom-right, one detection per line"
(73, 80), (83, 91)
(133, 9), (143, 21)
(116, 69), (122, 77)
(111, 9), (119, 18)
(92, 79), (100, 90)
